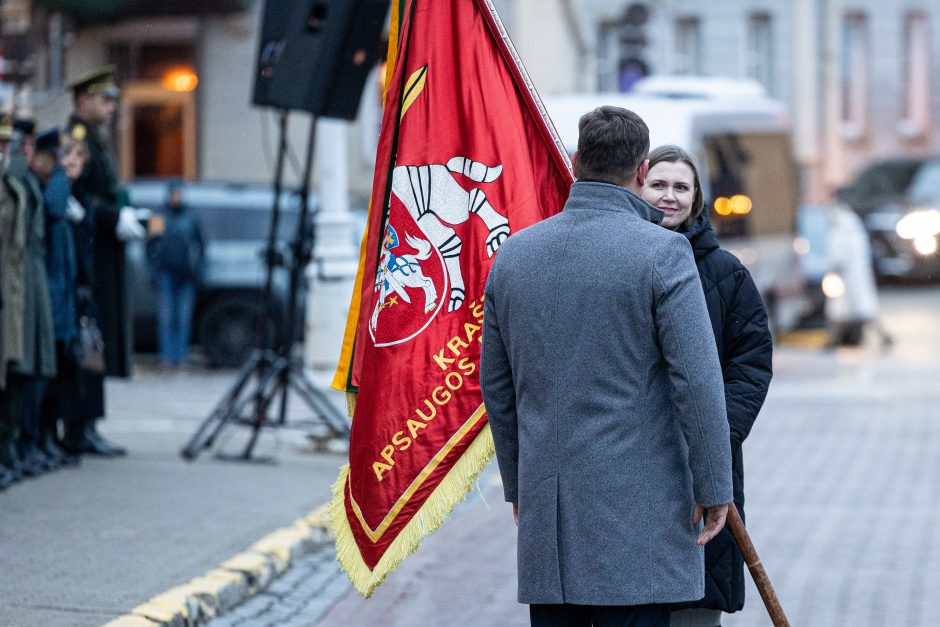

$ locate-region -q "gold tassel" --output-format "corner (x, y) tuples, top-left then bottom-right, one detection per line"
(327, 424), (496, 597)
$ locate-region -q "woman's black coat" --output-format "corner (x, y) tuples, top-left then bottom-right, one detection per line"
(678, 215), (773, 613)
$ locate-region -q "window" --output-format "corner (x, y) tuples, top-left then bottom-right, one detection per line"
(675, 17), (701, 75)
(900, 12), (930, 138)
(746, 13), (773, 94)
(597, 12), (651, 92)
(704, 132), (798, 239)
(841, 12), (869, 139)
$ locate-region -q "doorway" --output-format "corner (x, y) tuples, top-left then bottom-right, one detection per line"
(120, 82), (197, 180)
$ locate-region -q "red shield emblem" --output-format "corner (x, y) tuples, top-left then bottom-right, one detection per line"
(368, 199), (448, 347)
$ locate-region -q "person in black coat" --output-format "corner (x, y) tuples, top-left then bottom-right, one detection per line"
(63, 67), (138, 457)
(642, 145), (773, 627)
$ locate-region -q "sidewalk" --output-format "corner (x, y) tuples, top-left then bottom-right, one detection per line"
(0, 368), (346, 626)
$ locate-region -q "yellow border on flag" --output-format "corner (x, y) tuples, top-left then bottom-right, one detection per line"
(348, 404), (487, 542)
(328, 424), (495, 598)
(331, 0), (405, 394)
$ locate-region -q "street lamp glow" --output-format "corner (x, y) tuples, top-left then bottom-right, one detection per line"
(162, 68), (199, 92)
(714, 196), (732, 216)
(730, 194), (753, 215)
(793, 237), (810, 255)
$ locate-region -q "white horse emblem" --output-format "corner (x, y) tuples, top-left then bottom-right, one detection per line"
(391, 156), (510, 311)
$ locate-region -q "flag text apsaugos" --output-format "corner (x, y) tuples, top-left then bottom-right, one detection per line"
(372, 298), (485, 482)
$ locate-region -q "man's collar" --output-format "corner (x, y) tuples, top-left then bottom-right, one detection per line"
(567, 180), (664, 224)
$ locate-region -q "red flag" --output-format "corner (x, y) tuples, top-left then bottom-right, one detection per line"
(329, 0), (573, 596)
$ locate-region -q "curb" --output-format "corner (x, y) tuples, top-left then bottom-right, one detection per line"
(103, 506), (332, 627)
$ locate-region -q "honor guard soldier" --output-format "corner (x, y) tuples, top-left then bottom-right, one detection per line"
(0, 114), (29, 487)
(63, 66), (139, 457)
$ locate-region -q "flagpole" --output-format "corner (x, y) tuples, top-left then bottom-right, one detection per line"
(726, 504), (791, 627)
(373, 0), (419, 261)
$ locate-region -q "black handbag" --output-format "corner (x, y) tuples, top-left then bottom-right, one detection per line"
(79, 316), (106, 374)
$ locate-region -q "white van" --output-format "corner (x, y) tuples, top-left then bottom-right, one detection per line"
(540, 76), (807, 332)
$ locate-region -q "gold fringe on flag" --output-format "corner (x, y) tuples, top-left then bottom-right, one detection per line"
(327, 424), (495, 598)
(331, 0), (408, 397)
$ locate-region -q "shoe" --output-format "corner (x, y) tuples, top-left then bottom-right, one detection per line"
(34, 447), (61, 471)
(60, 435), (88, 456)
(85, 428), (127, 457)
(6, 460), (23, 481)
(0, 444), (20, 476)
(0, 466), (14, 490)
(41, 435), (80, 467)
(18, 451), (47, 477)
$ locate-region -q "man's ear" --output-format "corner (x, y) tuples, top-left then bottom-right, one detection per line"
(636, 159), (650, 187)
(571, 150), (579, 178)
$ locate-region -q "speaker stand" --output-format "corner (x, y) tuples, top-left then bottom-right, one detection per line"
(181, 111), (350, 463)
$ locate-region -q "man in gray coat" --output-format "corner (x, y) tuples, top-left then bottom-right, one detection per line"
(481, 106), (734, 626)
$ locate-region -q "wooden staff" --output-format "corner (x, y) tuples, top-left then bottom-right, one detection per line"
(725, 503), (791, 627)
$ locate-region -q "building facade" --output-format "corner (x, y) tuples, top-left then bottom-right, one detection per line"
(0, 0), (383, 371)
(0, 0), (383, 203)
(502, 0), (940, 203)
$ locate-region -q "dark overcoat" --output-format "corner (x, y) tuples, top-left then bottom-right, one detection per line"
(43, 166), (79, 344)
(67, 114), (131, 377)
(676, 215), (773, 613)
(481, 181), (734, 606)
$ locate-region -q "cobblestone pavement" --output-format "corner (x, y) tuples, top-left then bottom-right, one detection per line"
(211, 467), (525, 627)
(724, 285), (940, 626)
(214, 285), (940, 627)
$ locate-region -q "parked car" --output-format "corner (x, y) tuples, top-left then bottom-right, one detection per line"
(125, 180), (314, 368)
(838, 157), (940, 281)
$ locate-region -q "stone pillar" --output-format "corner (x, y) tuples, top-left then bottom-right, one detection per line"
(304, 119), (359, 378)
(822, 0), (845, 193)
(793, 0), (823, 203)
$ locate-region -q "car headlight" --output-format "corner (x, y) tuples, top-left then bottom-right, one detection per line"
(895, 209), (940, 240)
(822, 272), (846, 299)
(913, 236), (938, 255)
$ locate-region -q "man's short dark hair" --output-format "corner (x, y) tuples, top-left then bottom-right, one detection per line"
(574, 106), (650, 185)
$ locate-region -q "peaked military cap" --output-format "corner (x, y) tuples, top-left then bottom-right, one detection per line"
(0, 113), (13, 141)
(35, 127), (61, 154)
(69, 65), (120, 98)
(13, 117), (36, 135)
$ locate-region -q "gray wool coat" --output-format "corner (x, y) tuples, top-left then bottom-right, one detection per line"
(481, 180), (733, 606)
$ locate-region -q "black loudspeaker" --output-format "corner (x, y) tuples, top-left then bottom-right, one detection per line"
(252, 0), (389, 119)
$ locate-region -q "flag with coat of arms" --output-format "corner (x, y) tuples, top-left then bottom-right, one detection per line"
(329, 0), (574, 597)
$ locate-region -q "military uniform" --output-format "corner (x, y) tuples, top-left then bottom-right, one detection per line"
(66, 111), (131, 379)
(0, 114), (29, 485)
(61, 67), (128, 457)
(5, 120), (58, 475)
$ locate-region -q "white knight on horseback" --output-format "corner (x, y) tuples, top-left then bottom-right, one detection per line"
(371, 225), (438, 333)
(391, 156), (510, 311)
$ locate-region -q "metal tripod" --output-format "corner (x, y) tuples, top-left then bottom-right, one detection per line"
(181, 111), (350, 462)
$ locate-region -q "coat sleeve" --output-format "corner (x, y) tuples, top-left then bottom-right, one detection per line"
(42, 170), (71, 220)
(722, 268), (773, 445)
(480, 259), (519, 504)
(653, 238), (734, 507)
